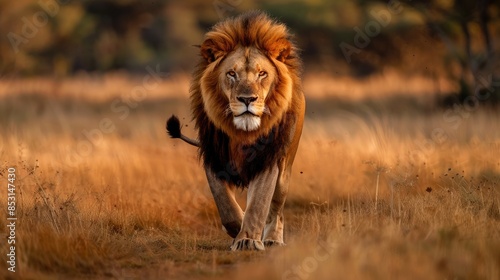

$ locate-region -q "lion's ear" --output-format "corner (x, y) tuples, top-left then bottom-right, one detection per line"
(200, 39), (227, 63)
(267, 38), (291, 62)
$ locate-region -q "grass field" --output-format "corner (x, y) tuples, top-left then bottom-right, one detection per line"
(0, 73), (499, 279)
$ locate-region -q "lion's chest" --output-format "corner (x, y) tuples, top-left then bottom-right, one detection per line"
(229, 142), (265, 175)
(200, 114), (294, 187)
(203, 129), (284, 187)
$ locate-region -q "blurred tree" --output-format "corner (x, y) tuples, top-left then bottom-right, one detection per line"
(414, 0), (499, 103)
(0, 0), (498, 97)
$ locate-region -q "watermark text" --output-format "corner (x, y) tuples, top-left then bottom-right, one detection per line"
(6, 167), (17, 273)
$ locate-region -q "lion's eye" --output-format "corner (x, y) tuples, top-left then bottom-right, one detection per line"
(227, 71), (236, 77)
(258, 71), (267, 77)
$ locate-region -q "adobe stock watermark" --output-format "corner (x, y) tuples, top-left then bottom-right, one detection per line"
(339, 0), (404, 63)
(282, 236), (338, 280)
(7, 0), (70, 54)
(213, 0), (243, 19)
(6, 167), (17, 273)
(409, 75), (499, 162)
(65, 64), (168, 168)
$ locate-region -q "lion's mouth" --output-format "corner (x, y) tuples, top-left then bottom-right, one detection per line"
(234, 111), (258, 117)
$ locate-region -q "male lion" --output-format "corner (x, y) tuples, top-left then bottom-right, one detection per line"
(166, 11), (305, 251)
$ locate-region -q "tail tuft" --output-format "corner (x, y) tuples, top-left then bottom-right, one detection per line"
(166, 115), (182, 138)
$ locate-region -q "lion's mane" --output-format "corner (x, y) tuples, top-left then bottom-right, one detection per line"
(190, 11), (304, 187)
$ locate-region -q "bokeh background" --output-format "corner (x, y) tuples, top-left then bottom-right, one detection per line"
(1, 0), (499, 100)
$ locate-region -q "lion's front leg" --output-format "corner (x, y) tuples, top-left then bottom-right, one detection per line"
(263, 159), (290, 247)
(230, 165), (279, 251)
(205, 168), (244, 238)
(262, 191), (287, 247)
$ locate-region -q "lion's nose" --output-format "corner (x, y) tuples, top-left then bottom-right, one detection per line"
(237, 96), (257, 106)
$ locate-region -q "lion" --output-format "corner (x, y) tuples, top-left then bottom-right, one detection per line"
(166, 11), (305, 251)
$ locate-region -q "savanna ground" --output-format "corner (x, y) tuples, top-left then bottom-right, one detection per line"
(0, 72), (499, 279)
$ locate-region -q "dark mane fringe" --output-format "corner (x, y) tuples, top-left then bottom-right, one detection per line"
(190, 11), (303, 186)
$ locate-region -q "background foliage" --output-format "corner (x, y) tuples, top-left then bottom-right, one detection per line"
(2, 0), (498, 83)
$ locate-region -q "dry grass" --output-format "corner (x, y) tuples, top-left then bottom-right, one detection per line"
(0, 73), (499, 279)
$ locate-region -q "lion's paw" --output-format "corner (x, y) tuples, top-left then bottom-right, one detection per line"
(230, 238), (265, 251)
(263, 240), (286, 247)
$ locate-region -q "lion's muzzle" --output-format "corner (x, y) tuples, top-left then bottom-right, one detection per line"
(231, 95), (263, 131)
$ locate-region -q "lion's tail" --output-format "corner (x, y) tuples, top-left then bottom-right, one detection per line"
(166, 115), (200, 147)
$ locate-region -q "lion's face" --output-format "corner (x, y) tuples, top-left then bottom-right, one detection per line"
(219, 47), (277, 131)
